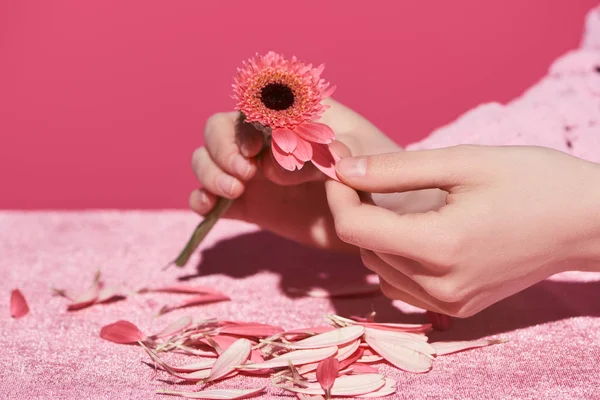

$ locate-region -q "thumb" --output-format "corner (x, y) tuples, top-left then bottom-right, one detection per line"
(335, 146), (473, 193)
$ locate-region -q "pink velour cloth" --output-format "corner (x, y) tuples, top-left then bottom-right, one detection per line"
(2, 6), (600, 400)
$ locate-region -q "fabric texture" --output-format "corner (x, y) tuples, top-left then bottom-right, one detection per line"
(2, 6), (600, 400)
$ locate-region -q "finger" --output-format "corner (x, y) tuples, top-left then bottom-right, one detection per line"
(379, 278), (444, 314)
(325, 179), (445, 258)
(335, 145), (481, 193)
(189, 188), (217, 215)
(361, 249), (442, 312)
(204, 112), (262, 180)
(191, 147), (244, 199)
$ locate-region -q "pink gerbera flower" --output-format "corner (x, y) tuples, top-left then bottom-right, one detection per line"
(232, 51), (339, 179)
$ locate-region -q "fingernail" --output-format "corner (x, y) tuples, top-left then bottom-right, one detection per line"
(336, 157), (366, 177)
(231, 155), (251, 179)
(217, 175), (236, 195)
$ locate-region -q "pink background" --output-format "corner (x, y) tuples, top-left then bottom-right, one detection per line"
(1, 0), (597, 209)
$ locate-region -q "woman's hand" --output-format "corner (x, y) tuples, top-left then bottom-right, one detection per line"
(326, 145), (600, 316)
(190, 98), (415, 252)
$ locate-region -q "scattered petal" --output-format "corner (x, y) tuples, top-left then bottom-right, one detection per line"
(356, 378), (397, 398)
(97, 285), (126, 303)
(151, 316), (193, 339)
(171, 360), (215, 373)
(239, 347), (338, 370)
(205, 338), (252, 382)
(338, 347), (365, 371)
(349, 364), (379, 374)
(330, 315), (431, 333)
(100, 320), (145, 344)
(10, 289), (29, 318)
(283, 326), (365, 349)
(316, 356), (339, 398)
(365, 333), (433, 373)
(159, 294), (230, 314)
(156, 387), (266, 399)
(299, 340), (361, 375)
(67, 285), (99, 311)
(431, 339), (506, 356)
(218, 323), (284, 338)
(141, 285), (226, 296)
(278, 373), (386, 396)
(364, 328), (435, 356)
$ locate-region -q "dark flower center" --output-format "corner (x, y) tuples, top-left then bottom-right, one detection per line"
(260, 83), (295, 111)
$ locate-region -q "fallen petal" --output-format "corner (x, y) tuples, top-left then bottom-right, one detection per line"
(338, 347), (365, 371)
(171, 360), (215, 373)
(349, 364), (379, 374)
(10, 289), (29, 318)
(364, 328), (435, 356)
(356, 378), (397, 398)
(278, 373), (385, 396)
(218, 323), (284, 338)
(239, 347), (338, 370)
(67, 285), (99, 311)
(151, 316), (193, 339)
(141, 285), (225, 296)
(100, 320), (145, 344)
(284, 326), (365, 349)
(159, 294), (230, 314)
(431, 339), (506, 356)
(364, 334), (433, 373)
(316, 357), (339, 397)
(97, 285), (126, 303)
(155, 387), (265, 399)
(330, 315), (431, 333)
(299, 340), (361, 375)
(205, 338), (252, 382)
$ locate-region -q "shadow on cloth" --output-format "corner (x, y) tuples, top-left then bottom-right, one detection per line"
(178, 230), (600, 340)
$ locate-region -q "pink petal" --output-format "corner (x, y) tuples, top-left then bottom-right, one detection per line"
(292, 136), (313, 162)
(67, 285), (99, 311)
(364, 333), (433, 373)
(356, 351), (383, 363)
(159, 293), (230, 315)
(349, 364), (379, 374)
(141, 284), (224, 296)
(198, 335), (257, 355)
(330, 315), (431, 333)
(100, 320), (145, 344)
(285, 326), (364, 349)
(155, 388), (266, 399)
(310, 143), (340, 181)
(364, 328), (435, 356)
(239, 347), (338, 370)
(356, 378), (397, 398)
(151, 315), (193, 339)
(338, 347), (365, 371)
(271, 140), (304, 171)
(283, 326), (336, 339)
(97, 285), (126, 303)
(278, 374), (386, 396)
(205, 338), (252, 382)
(218, 323), (284, 338)
(426, 311), (452, 331)
(299, 340), (361, 375)
(294, 122), (335, 144)
(272, 128), (298, 153)
(171, 360), (215, 373)
(431, 339), (506, 356)
(140, 342), (213, 381)
(10, 289), (29, 318)
(297, 395), (325, 400)
(316, 356), (339, 396)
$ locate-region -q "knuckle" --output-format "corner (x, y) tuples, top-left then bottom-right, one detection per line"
(425, 279), (464, 303)
(334, 214), (358, 244)
(191, 147), (208, 171)
(203, 112), (229, 140)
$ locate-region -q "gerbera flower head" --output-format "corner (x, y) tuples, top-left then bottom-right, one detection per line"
(232, 51), (339, 180)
